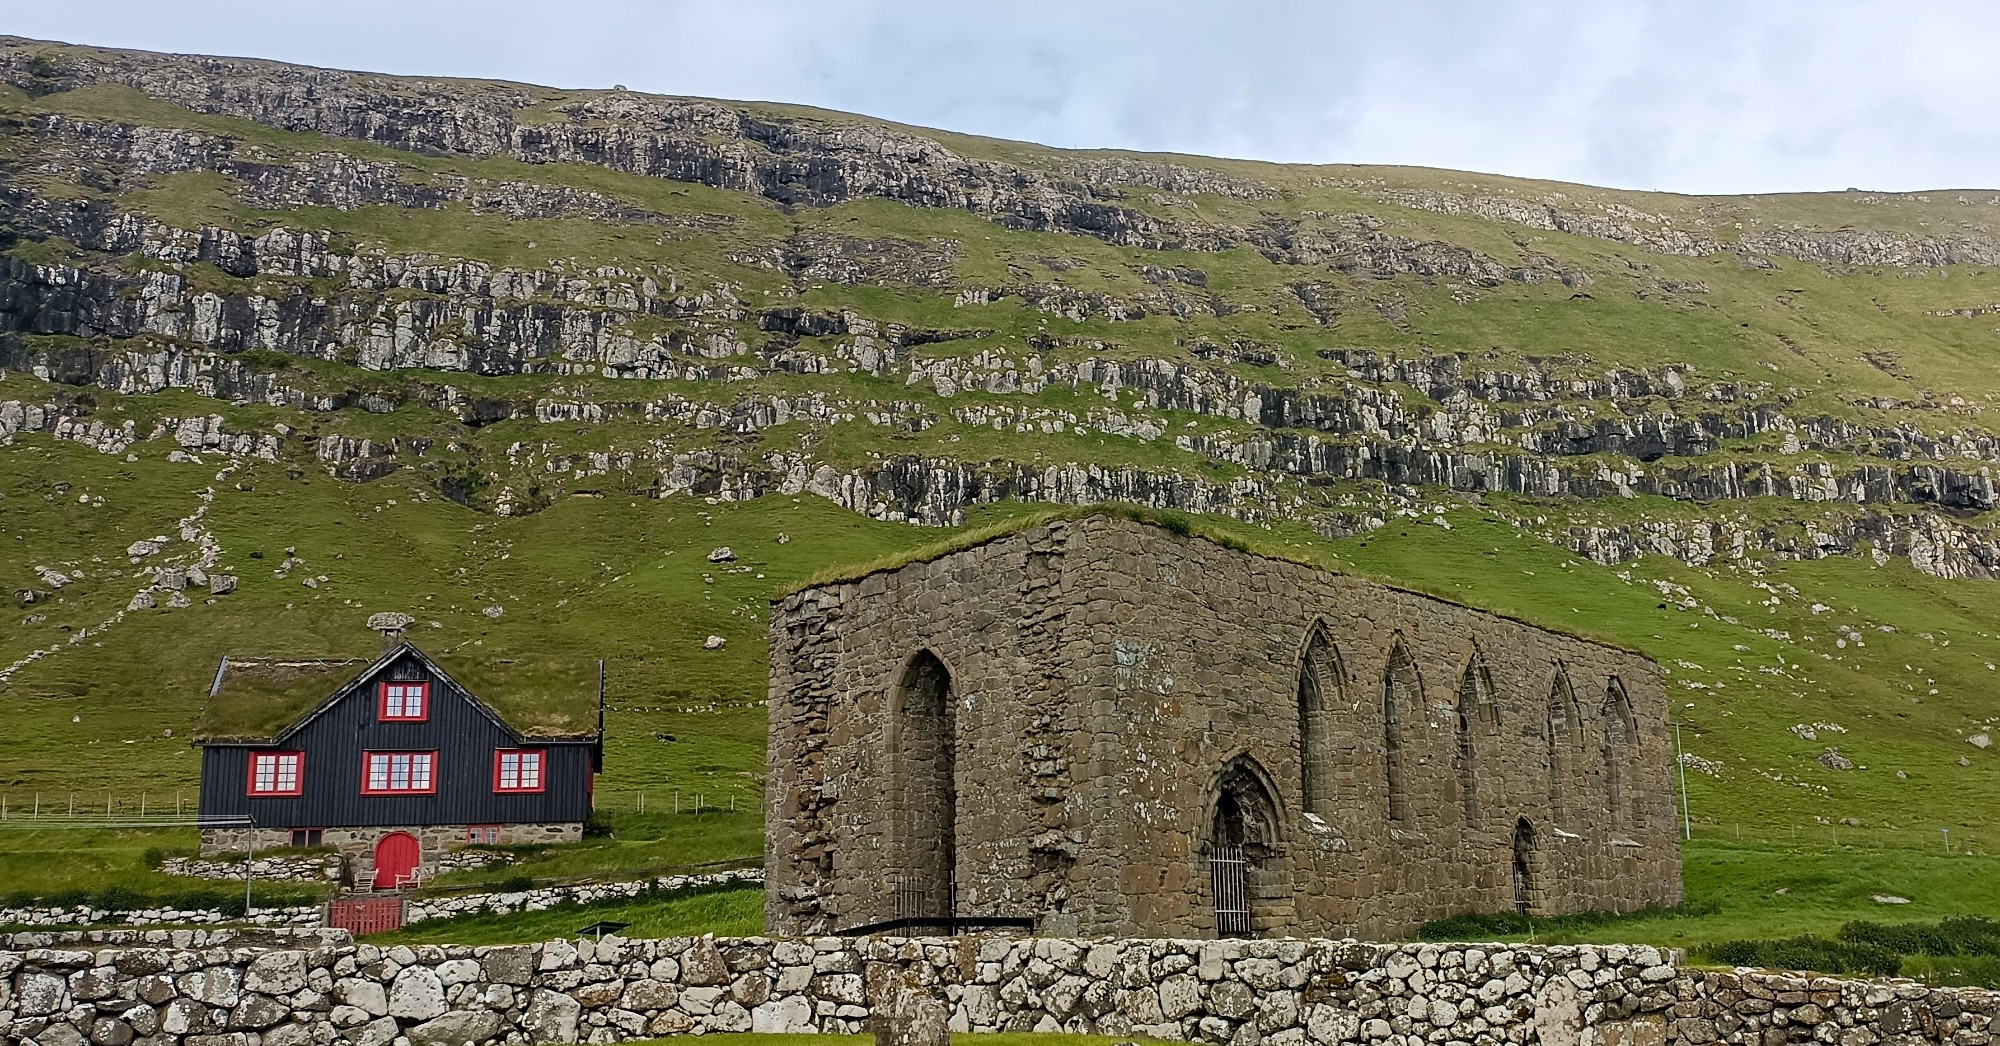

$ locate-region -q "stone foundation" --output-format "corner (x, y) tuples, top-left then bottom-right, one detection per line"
(197, 823), (578, 885)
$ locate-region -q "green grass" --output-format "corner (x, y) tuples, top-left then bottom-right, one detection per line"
(418, 810), (762, 892)
(1421, 840), (2000, 949)
(0, 826), (330, 911)
(372, 882), (764, 944)
(6, 36), (2000, 946)
(623, 1036), (1176, 1046)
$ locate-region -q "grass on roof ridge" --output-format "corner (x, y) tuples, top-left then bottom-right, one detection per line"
(778, 502), (1642, 655)
(780, 503), (1266, 597)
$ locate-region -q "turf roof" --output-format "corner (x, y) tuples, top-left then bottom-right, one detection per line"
(194, 644), (602, 743)
(783, 503), (1647, 657)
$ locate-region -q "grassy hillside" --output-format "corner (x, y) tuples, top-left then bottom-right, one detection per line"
(2, 35), (2000, 910)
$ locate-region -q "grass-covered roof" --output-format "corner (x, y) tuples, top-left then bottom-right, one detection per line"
(784, 504), (1647, 656)
(194, 645), (601, 743)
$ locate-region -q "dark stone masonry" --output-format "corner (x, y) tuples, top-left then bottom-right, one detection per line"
(766, 514), (1681, 938)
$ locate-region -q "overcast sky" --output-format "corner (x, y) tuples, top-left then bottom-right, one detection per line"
(9, 1), (1997, 195)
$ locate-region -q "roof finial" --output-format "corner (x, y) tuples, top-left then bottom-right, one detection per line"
(367, 612), (416, 655)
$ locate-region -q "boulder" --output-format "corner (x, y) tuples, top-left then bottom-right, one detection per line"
(479, 945), (535, 985)
(872, 985), (949, 1046)
(244, 950), (307, 995)
(522, 988), (581, 1043)
(388, 967), (447, 1021)
(409, 1009), (505, 1046)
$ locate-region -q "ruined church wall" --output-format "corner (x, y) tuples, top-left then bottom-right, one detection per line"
(768, 514), (1679, 941)
(1054, 517), (1681, 938)
(765, 523), (1083, 935)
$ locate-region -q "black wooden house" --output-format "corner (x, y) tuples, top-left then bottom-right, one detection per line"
(194, 639), (602, 889)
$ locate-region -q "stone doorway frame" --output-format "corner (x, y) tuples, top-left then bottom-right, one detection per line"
(1199, 753), (1289, 937)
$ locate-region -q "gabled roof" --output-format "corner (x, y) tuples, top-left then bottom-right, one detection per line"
(195, 642), (602, 744)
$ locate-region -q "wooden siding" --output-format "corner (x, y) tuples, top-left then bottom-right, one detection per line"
(196, 651), (593, 828)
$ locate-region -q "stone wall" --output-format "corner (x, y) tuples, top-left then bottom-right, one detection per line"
(5, 932), (1995, 1046)
(161, 856), (344, 884)
(768, 514), (1681, 939)
(0, 906), (321, 930)
(0, 871), (762, 932)
(402, 869), (761, 924)
(198, 824), (576, 885)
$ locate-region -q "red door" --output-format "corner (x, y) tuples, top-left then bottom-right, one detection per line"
(373, 832), (420, 890)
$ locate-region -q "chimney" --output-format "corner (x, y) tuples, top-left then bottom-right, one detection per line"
(366, 612), (416, 654)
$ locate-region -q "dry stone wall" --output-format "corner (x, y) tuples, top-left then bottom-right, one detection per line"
(5, 931), (1996, 1046)
(0, 872), (761, 932)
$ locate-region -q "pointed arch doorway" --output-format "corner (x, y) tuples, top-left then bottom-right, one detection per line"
(1208, 756), (1284, 937)
(1512, 818), (1541, 914)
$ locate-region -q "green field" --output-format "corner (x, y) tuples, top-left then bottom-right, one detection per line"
(4, 35), (2000, 956)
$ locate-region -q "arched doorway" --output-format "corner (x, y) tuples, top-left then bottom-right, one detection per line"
(890, 650), (955, 924)
(1512, 818), (1539, 914)
(1208, 756), (1283, 937)
(373, 832), (420, 890)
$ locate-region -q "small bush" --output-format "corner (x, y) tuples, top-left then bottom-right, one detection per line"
(1417, 899), (1720, 942)
(499, 875), (536, 894)
(1699, 934), (1901, 977)
(1841, 917), (2000, 958)
(44, 889), (91, 909)
(93, 886), (143, 912)
(582, 812), (614, 839)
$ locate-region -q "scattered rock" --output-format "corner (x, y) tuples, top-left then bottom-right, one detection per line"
(1969, 733), (1991, 749)
(704, 635), (727, 650)
(483, 605), (504, 619)
(210, 574), (238, 596)
(126, 590), (156, 611)
(708, 546), (736, 563)
(1872, 894), (1912, 905)
(1817, 748), (1854, 771)
(125, 539), (162, 559)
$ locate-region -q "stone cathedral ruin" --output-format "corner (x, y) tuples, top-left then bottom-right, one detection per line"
(764, 513), (1681, 938)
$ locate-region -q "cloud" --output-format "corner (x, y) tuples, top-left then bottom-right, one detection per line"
(7, 0), (1998, 193)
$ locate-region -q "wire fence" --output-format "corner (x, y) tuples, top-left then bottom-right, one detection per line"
(1, 789), (1984, 855)
(0, 791), (202, 825)
(0, 786), (762, 825)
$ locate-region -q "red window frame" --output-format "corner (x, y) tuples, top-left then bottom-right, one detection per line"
(246, 751), (305, 796)
(360, 750), (438, 795)
(377, 681), (431, 722)
(493, 749), (547, 794)
(468, 824), (502, 844)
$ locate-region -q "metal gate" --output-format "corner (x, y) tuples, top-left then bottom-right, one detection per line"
(891, 872), (955, 922)
(326, 896), (404, 936)
(1212, 844), (1250, 936)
